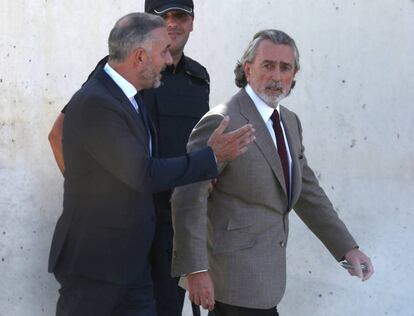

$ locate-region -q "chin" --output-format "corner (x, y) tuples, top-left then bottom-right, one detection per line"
(258, 92), (286, 108)
(152, 80), (161, 89)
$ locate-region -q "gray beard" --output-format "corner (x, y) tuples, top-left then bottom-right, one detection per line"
(152, 79), (161, 89)
(257, 91), (287, 108)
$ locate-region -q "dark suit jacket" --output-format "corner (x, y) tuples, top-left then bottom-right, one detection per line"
(48, 68), (218, 285)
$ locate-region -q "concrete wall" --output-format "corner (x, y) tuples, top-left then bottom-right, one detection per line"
(1, 1), (413, 315)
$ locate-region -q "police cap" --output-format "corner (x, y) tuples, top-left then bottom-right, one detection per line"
(145, 0), (194, 16)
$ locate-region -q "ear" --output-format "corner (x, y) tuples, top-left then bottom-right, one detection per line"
(291, 69), (299, 88)
(293, 69), (298, 77)
(243, 62), (251, 82)
(132, 47), (148, 67)
(189, 16), (194, 32)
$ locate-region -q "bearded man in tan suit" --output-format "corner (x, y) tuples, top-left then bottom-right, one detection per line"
(171, 30), (374, 316)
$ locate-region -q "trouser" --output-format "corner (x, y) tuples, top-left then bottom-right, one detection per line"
(55, 272), (156, 316)
(208, 300), (279, 316)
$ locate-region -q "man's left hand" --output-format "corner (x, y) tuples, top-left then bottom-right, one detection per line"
(344, 248), (374, 281)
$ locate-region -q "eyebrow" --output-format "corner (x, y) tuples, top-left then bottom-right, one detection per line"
(262, 60), (293, 67)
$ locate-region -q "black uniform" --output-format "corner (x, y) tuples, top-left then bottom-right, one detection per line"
(62, 54), (210, 316)
(142, 54), (210, 316)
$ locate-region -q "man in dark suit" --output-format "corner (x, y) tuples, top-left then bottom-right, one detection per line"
(48, 12), (254, 316)
(48, 1), (214, 315)
(142, 1), (212, 315)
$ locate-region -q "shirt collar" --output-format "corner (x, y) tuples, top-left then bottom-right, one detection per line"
(104, 63), (137, 99)
(245, 84), (280, 123)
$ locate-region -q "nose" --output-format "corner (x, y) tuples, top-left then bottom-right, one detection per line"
(164, 14), (178, 27)
(271, 67), (281, 81)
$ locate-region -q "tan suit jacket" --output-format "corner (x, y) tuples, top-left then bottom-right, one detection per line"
(171, 89), (357, 309)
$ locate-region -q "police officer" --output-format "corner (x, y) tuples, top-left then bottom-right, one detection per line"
(48, 1), (209, 315)
(143, 1), (209, 316)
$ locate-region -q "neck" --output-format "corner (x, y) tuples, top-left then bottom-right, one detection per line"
(108, 60), (144, 91)
(171, 51), (184, 67)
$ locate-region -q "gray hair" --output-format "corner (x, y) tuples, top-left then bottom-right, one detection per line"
(234, 29), (300, 88)
(108, 12), (166, 62)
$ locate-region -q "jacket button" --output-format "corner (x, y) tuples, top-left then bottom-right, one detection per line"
(280, 241), (285, 248)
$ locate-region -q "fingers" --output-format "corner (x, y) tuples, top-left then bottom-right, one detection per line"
(239, 129), (256, 147)
(189, 289), (215, 311)
(213, 121), (255, 146)
(207, 182), (214, 194)
(187, 272), (215, 311)
(226, 123), (254, 140)
(207, 116), (230, 149)
(212, 116), (230, 138)
(225, 125), (256, 148)
(350, 261), (363, 279)
(189, 292), (199, 306)
(239, 146), (248, 155)
(207, 178), (218, 193)
(344, 248), (374, 282)
(362, 258), (374, 281)
(234, 126), (256, 151)
(207, 116), (256, 163)
(200, 292), (215, 311)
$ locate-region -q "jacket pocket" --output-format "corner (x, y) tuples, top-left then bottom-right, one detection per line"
(212, 216), (256, 255)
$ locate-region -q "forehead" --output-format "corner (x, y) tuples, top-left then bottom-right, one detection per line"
(254, 40), (295, 64)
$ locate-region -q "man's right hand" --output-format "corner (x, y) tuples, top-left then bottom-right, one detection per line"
(207, 116), (255, 163)
(187, 271), (215, 311)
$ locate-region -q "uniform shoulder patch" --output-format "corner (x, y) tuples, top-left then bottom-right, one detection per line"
(183, 55), (210, 84)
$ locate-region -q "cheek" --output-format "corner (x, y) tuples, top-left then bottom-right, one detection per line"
(184, 19), (193, 32)
(259, 74), (273, 85)
(282, 75), (294, 87)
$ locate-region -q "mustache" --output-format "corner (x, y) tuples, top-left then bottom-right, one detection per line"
(265, 82), (283, 90)
(167, 27), (182, 33)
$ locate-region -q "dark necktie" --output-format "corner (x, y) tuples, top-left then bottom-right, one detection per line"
(134, 93), (153, 155)
(270, 110), (290, 192)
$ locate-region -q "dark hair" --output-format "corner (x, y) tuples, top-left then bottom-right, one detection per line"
(234, 29), (300, 88)
(108, 12), (165, 62)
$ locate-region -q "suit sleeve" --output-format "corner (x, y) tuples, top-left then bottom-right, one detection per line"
(67, 93), (218, 193)
(171, 113), (226, 276)
(293, 115), (358, 261)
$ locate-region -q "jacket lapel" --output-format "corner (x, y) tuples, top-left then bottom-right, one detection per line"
(280, 106), (301, 207)
(238, 89), (288, 196)
(93, 68), (151, 152)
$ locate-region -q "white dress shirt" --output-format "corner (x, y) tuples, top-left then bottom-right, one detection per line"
(104, 63), (139, 112)
(245, 84), (292, 195)
(104, 63), (152, 154)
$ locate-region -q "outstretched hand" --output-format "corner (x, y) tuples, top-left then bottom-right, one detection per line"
(207, 116), (255, 163)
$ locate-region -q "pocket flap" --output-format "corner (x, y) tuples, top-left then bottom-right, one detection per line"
(226, 215), (255, 230)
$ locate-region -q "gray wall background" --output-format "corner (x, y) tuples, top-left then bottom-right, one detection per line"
(1, 1), (413, 315)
